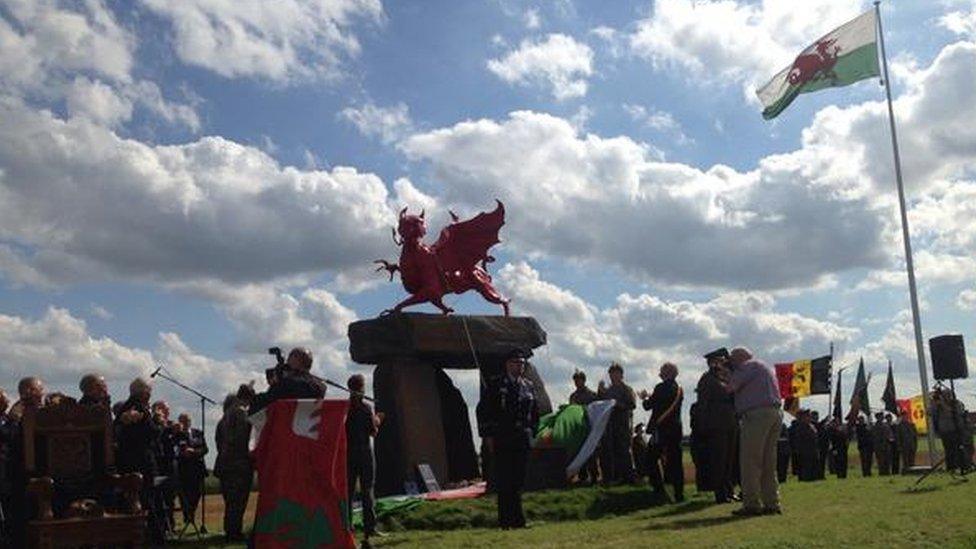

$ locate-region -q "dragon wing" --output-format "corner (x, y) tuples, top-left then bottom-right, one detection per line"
(432, 200), (505, 273)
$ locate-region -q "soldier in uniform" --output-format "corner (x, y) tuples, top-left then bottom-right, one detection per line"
(855, 415), (873, 477)
(813, 412), (828, 480)
(794, 410), (819, 481)
(828, 418), (849, 479)
(696, 348), (738, 503)
(569, 370), (599, 484)
(250, 347), (326, 414)
(885, 414), (900, 475)
(346, 374), (383, 542)
(214, 385), (254, 543)
(641, 362), (684, 502)
(895, 409), (917, 472)
(597, 362), (637, 484)
(872, 412), (893, 475)
(477, 348), (539, 529)
(776, 423), (791, 483)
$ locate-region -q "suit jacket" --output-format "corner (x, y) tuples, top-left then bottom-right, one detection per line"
(250, 371), (326, 415)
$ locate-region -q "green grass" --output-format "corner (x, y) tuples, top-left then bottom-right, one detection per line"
(370, 474), (976, 549)
(172, 472), (976, 548)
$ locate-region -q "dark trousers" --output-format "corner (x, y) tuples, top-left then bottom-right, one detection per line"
(494, 439), (529, 528)
(600, 417), (635, 484)
(705, 429), (735, 502)
(832, 447), (848, 478)
(901, 443), (917, 471)
(876, 442), (892, 475)
(648, 436), (684, 499)
(776, 446), (790, 483)
(859, 446), (873, 477)
(219, 471), (252, 538)
(347, 444), (376, 535)
(890, 443), (900, 475)
(817, 446), (828, 479)
(797, 450), (819, 482)
(577, 454), (600, 484)
(179, 473), (204, 523)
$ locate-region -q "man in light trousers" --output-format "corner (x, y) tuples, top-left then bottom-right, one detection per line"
(722, 347), (783, 516)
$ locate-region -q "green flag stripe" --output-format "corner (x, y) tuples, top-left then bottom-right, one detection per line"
(762, 42), (880, 120)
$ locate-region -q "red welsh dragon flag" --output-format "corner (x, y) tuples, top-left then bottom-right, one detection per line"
(250, 399), (355, 548)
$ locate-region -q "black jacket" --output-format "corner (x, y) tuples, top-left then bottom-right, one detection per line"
(250, 371), (326, 415)
(114, 398), (161, 476)
(643, 379), (683, 440)
(695, 369), (737, 433)
(477, 375), (539, 446)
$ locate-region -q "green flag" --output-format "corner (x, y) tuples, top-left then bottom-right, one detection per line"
(757, 10), (880, 119)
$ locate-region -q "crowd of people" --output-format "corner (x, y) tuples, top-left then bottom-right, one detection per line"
(553, 347), (975, 518)
(0, 343), (973, 545)
(0, 347), (385, 547)
(0, 374), (209, 546)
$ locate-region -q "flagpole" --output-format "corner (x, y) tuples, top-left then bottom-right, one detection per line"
(874, 0), (937, 465)
(827, 342), (835, 419)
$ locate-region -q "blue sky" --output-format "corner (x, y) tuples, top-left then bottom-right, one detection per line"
(0, 0), (974, 443)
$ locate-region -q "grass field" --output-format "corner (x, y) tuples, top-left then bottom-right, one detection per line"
(174, 471), (976, 548)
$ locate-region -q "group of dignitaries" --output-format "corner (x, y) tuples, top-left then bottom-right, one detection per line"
(0, 347), (387, 547)
(562, 347), (784, 514)
(560, 347), (938, 517)
(567, 348), (754, 507)
(0, 374), (208, 546)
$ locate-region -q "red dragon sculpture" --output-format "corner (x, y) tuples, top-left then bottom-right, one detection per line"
(374, 200), (511, 316)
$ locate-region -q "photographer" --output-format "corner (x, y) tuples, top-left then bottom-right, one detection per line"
(250, 347), (326, 415)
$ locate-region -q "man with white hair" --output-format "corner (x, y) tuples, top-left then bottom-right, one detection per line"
(115, 377), (165, 542)
(721, 347), (783, 516)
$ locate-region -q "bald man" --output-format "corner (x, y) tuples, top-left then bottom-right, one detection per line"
(721, 347), (783, 516)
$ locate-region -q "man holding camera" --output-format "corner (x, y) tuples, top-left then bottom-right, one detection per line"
(250, 347), (326, 415)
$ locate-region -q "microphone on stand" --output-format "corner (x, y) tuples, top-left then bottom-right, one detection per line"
(150, 366), (162, 379)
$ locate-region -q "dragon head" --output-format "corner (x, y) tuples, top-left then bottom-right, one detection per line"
(396, 206), (427, 242)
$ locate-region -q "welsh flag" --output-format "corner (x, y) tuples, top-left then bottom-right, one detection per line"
(757, 9), (880, 119)
(249, 399), (355, 549)
(533, 400), (615, 478)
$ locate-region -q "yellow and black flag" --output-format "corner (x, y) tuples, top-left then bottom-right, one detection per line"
(775, 355), (832, 400)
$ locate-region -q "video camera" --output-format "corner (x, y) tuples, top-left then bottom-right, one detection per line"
(266, 347), (287, 386)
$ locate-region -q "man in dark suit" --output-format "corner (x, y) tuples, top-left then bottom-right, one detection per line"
(696, 348), (738, 503)
(477, 348), (539, 529)
(115, 378), (164, 542)
(175, 413), (208, 526)
(250, 347), (326, 414)
(640, 362), (684, 502)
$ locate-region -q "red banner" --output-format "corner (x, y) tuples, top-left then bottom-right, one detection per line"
(251, 399), (355, 549)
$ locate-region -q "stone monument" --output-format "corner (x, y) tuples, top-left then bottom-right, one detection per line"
(354, 200), (553, 495)
(348, 313), (549, 496)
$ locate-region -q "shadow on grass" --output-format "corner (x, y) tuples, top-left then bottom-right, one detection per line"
(583, 489), (668, 519)
(900, 485), (943, 495)
(654, 499), (714, 517)
(644, 514), (752, 531)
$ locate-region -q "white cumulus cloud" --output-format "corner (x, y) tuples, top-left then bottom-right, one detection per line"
(487, 33), (594, 100)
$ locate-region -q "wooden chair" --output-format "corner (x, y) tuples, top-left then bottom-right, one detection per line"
(23, 400), (146, 548)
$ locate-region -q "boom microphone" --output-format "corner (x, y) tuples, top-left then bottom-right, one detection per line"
(150, 366), (162, 378)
